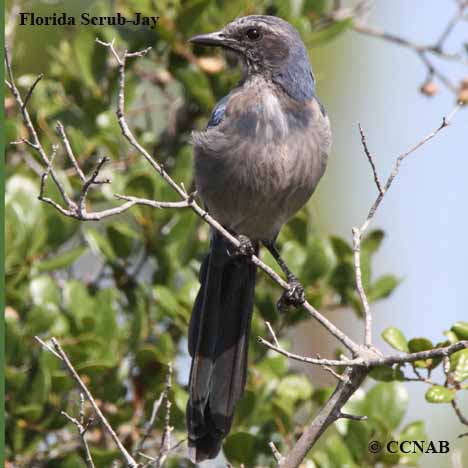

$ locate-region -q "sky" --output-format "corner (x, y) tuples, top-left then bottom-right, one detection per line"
(293, 1), (467, 466)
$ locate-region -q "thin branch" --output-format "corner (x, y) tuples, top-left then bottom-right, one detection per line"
(258, 336), (363, 367)
(154, 363), (173, 468)
(358, 124), (383, 195)
(278, 366), (368, 468)
(5, 46), (74, 208)
(134, 365), (173, 457)
(61, 394), (95, 468)
(78, 157), (111, 216)
(316, 353), (348, 382)
(265, 321), (280, 347)
(37, 337), (139, 468)
(22, 73), (43, 111)
(352, 22), (468, 64)
(269, 442), (285, 464)
(56, 121), (86, 182)
(360, 104), (460, 234)
(352, 227), (372, 346)
(338, 412), (367, 421)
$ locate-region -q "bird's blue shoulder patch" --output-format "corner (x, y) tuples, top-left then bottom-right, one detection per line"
(207, 95), (229, 129)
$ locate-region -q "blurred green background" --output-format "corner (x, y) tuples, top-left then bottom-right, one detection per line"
(5, 0), (468, 467)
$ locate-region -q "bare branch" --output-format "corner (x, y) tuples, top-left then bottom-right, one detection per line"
(134, 365), (173, 458)
(352, 227), (372, 346)
(56, 121), (86, 182)
(358, 124), (383, 195)
(154, 363), (173, 468)
(5, 46), (74, 208)
(22, 73), (43, 111)
(269, 441), (285, 464)
(37, 337), (139, 468)
(78, 157), (111, 216)
(61, 394), (95, 468)
(265, 321), (280, 347)
(278, 366), (368, 468)
(338, 412), (367, 421)
(258, 336), (363, 367)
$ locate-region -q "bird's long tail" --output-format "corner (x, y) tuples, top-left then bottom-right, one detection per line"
(187, 231), (257, 462)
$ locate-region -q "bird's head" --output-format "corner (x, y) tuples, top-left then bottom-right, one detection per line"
(189, 15), (315, 101)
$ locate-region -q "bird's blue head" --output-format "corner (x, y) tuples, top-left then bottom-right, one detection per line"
(189, 15), (315, 102)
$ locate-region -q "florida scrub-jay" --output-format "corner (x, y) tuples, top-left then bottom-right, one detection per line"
(187, 15), (332, 461)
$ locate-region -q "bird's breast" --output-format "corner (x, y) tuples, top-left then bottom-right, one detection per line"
(193, 83), (331, 240)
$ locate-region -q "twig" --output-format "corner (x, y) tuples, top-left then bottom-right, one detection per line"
(259, 336), (467, 368)
(278, 366), (368, 468)
(22, 73), (43, 110)
(56, 121), (86, 182)
(316, 353), (348, 382)
(358, 124), (383, 195)
(269, 441), (285, 464)
(339, 412), (367, 421)
(265, 321), (280, 347)
(78, 157), (111, 215)
(5, 46), (74, 208)
(61, 393), (95, 468)
(352, 227), (372, 346)
(154, 363), (173, 467)
(351, 105), (460, 347)
(258, 336), (363, 366)
(451, 398), (468, 430)
(134, 366), (173, 457)
(37, 337), (139, 468)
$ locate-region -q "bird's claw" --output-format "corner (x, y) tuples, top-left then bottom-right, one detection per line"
(236, 235), (255, 257)
(277, 277), (305, 311)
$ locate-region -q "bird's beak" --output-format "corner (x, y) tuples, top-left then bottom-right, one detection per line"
(189, 30), (234, 49)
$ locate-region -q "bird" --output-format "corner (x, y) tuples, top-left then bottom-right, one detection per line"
(186, 15), (332, 462)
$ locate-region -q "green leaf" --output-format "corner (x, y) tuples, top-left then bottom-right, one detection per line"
(223, 432), (256, 466)
(106, 222), (138, 258)
(397, 421), (428, 465)
(324, 434), (359, 468)
(14, 404), (43, 422)
(276, 374), (313, 404)
(153, 285), (180, 316)
(408, 337), (434, 368)
(368, 275), (400, 302)
(281, 240), (307, 277)
(425, 385), (455, 403)
(361, 229), (385, 254)
(303, 236), (336, 282)
(30, 275), (60, 307)
(365, 382), (408, 430)
(444, 330), (459, 344)
(408, 338), (433, 353)
(452, 321), (468, 340)
(329, 261), (355, 296)
(73, 30), (97, 90)
(84, 228), (117, 262)
(329, 236), (352, 259)
(34, 246), (86, 273)
(450, 349), (468, 382)
(369, 365), (404, 382)
(382, 327), (409, 352)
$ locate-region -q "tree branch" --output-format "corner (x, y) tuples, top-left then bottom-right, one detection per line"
(36, 337), (139, 468)
(61, 393), (95, 468)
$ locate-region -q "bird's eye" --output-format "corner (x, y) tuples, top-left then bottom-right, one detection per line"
(246, 28), (261, 41)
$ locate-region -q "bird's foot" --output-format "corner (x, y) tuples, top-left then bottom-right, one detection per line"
(237, 235), (255, 257)
(277, 276), (305, 311)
